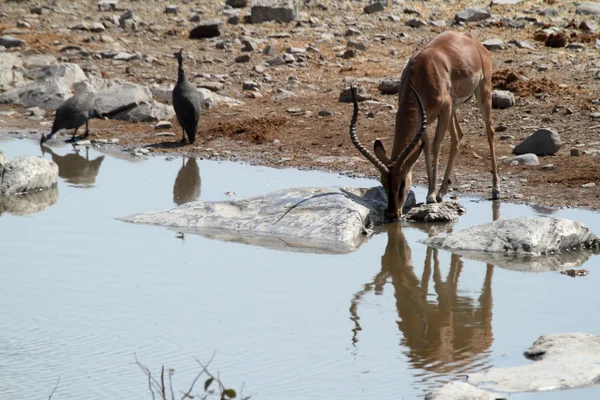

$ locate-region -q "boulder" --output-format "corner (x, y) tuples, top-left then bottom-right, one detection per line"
(404, 201), (466, 223)
(512, 128), (562, 155)
(423, 217), (598, 272)
(0, 187), (59, 216)
(482, 38), (504, 51)
(576, 2), (600, 15)
(492, 90), (515, 109)
(251, 0), (298, 24)
(0, 36), (26, 49)
(364, 1), (386, 14)
(21, 54), (58, 68)
(226, 0), (248, 7)
(491, 0), (521, 4)
(454, 7), (491, 23)
(93, 83), (153, 116)
(0, 63), (87, 109)
(469, 333), (600, 392)
(0, 53), (24, 90)
(339, 86), (370, 103)
(0, 80), (73, 110)
(189, 20), (222, 39)
(0, 156), (59, 196)
(119, 186), (415, 254)
(378, 79), (400, 95)
(503, 153), (539, 166)
(112, 101), (175, 122)
(425, 382), (506, 400)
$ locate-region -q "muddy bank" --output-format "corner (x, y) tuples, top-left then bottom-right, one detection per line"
(1, 0), (600, 211)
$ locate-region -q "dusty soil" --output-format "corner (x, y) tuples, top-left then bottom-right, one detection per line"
(1, 0), (600, 210)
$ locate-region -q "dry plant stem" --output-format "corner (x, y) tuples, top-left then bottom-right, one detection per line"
(161, 366), (166, 400)
(48, 376), (60, 400)
(135, 352), (163, 400)
(169, 369), (175, 400)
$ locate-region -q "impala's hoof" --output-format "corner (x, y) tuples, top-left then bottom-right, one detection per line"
(426, 196), (438, 204)
(492, 188), (501, 200)
(435, 194), (444, 203)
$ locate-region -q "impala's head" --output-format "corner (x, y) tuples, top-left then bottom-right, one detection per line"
(349, 85), (426, 222)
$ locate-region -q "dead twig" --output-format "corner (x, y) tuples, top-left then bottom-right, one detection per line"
(48, 376), (60, 400)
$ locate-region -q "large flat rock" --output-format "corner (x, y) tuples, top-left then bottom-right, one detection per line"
(469, 333), (600, 392)
(423, 217), (597, 271)
(119, 186), (396, 254)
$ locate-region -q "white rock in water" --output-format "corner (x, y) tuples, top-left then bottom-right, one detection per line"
(119, 186), (408, 254)
(423, 217), (597, 272)
(425, 382), (505, 400)
(0, 156), (59, 196)
(469, 333), (600, 392)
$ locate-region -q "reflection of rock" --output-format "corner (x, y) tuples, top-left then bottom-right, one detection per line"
(0, 186), (58, 216)
(469, 333), (600, 393)
(425, 382), (505, 400)
(0, 155), (59, 195)
(436, 246), (594, 272)
(173, 156), (201, 205)
(41, 145), (104, 188)
(350, 224), (494, 389)
(120, 186), (396, 253)
(424, 217), (597, 255)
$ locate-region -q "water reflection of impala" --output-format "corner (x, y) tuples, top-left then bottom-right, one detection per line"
(350, 202), (501, 392)
(41, 145), (105, 188)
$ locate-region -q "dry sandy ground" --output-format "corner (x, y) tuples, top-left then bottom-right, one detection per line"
(1, 0), (600, 210)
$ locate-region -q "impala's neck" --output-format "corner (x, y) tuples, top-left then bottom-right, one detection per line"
(392, 73), (422, 160)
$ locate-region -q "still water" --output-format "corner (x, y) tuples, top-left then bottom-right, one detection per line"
(1, 137), (599, 399)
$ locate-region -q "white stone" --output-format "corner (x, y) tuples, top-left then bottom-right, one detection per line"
(0, 156), (59, 196)
(423, 217), (597, 272)
(425, 382), (505, 400)
(469, 333), (600, 392)
(119, 186), (395, 254)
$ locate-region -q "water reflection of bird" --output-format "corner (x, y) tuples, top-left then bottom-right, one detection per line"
(41, 145), (105, 188)
(173, 156), (201, 205)
(349, 222), (494, 391)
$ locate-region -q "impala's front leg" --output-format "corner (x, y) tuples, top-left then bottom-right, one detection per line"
(428, 107), (451, 203)
(421, 133), (436, 204)
(439, 112), (463, 201)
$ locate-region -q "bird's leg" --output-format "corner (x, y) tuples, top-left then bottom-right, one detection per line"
(70, 127), (79, 142)
(181, 128), (186, 143)
(84, 121), (90, 138)
(86, 146), (89, 160)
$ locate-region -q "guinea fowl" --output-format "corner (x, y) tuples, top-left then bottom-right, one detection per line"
(40, 91), (102, 143)
(172, 49), (202, 144)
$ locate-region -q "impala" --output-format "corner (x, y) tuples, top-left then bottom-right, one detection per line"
(349, 31), (500, 221)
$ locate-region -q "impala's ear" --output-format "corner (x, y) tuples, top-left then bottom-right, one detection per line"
(374, 140), (389, 165)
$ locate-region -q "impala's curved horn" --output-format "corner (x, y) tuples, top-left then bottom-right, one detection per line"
(349, 85), (389, 175)
(391, 85), (427, 175)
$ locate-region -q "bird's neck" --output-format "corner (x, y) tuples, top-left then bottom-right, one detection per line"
(177, 61), (186, 83)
